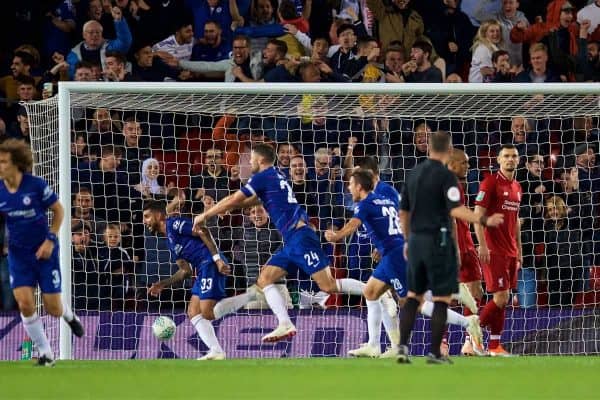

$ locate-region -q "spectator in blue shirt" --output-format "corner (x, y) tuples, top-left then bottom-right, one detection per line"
(43, 0), (77, 60)
(191, 20), (232, 61)
(66, 6), (132, 79)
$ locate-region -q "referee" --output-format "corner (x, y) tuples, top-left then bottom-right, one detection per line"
(397, 131), (503, 364)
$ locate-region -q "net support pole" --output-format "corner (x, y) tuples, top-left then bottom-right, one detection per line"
(58, 83), (73, 360)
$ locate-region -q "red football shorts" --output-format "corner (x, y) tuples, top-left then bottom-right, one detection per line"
(482, 253), (518, 293)
(459, 249), (482, 283)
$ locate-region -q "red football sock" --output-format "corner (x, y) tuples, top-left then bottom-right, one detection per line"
(479, 300), (501, 329)
(489, 305), (506, 348)
(463, 299), (480, 317)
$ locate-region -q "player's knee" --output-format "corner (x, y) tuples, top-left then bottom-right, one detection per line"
(200, 308), (215, 321)
(319, 279), (338, 294)
(17, 300), (35, 316)
(494, 291), (510, 307)
(363, 286), (378, 301)
(44, 302), (63, 317)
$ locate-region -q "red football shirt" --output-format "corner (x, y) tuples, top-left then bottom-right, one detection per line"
(475, 171), (522, 257)
(456, 182), (475, 252)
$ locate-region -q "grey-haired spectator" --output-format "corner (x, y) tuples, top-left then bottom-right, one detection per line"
(66, 6), (132, 78)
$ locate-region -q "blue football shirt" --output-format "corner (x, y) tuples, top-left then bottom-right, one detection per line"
(353, 192), (404, 256)
(0, 174), (58, 250)
(240, 166), (308, 241)
(166, 216), (213, 271)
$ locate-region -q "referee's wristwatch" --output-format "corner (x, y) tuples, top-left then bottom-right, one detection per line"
(47, 232), (58, 242)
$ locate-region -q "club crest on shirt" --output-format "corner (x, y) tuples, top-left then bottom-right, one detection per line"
(22, 195), (31, 206)
(476, 191), (485, 202)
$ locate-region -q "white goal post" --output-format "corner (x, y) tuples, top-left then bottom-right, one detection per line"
(20, 82), (600, 360)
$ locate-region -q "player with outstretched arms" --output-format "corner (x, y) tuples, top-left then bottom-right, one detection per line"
(193, 143), (370, 342)
(474, 144), (523, 357)
(143, 198), (258, 360)
(446, 149), (486, 355)
(0, 139), (84, 367)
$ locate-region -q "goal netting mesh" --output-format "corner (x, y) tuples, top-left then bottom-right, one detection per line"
(4, 85), (600, 359)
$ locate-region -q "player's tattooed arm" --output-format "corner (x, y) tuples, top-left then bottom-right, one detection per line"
(196, 226), (232, 275)
(148, 259), (192, 296)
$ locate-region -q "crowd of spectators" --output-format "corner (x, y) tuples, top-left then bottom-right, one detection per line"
(0, 0), (599, 312)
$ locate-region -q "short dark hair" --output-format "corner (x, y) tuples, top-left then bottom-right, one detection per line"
(0, 138), (33, 173)
(143, 200), (167, 214)
(105, 51), (127, 65)
(430, 131), (451, 153)
(412, 40), (432, 56)
(252, 143), (276, 164)
(14, 51), (34, 67)
(492, 49), (509, 64)
(351, 169), (374, 192)
(16, 74), (35, 86)
(357, 36), (378, 49)
(278, 0), (297, 20)
(356, 156), (379, 175)
(267, 39), (288, 58)
(75, 61), (94, 71)
(499, 143), (517, 154)
(311, 36), (330, 46)
(336, 23), (355, 37)
(233, 35), (251, 47)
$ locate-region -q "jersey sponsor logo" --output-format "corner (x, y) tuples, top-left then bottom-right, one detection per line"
(476, 191), (485, 202)
(447, 186), (460, 202)
(501, 200), (520, 211)
(8, 209), (36, 218)
(503, 192), (508, 196)
(22, 195), (31, 206)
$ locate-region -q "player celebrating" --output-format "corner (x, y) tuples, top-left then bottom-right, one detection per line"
(193, 143), (369, 342)
(475, 144), (522, 357)
(325, 169), (405, 357)
(143, 199), (258, 360)
(0, 139), (84, 367)
(446, 149), (485, 355)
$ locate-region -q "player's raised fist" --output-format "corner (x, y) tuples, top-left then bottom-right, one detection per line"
(324, 230), (338, 243)
(147, 282), (164, 297)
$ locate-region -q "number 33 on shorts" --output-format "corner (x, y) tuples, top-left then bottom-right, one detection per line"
(304, 251), (320, 267)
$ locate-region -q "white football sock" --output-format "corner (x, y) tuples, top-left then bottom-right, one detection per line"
(366, 300), (383, 348)
(381, 311), (400, 348)
(213, 292), (253, 320)
(190, 315), (223, 353)
(336, 278), (365, 296)
(421, 300), (468, 328)
(21, 312), (53, 358)
(263, 284), (292, 325)
(62, 303), (74, 322)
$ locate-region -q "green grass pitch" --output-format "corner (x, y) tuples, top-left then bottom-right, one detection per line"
(1, 357), (598, 400)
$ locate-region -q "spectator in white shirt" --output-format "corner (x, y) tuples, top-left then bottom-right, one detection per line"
(152, 20), (195, 61)
(577, 0), (600, 41)
(469, 19), (504, 82)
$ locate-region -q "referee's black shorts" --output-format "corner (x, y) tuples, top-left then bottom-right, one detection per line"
(407, 231), (458, 296)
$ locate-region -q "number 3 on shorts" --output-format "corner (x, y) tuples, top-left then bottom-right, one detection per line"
(303, 251), (319, 267)
(52, 270), (60, 289)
